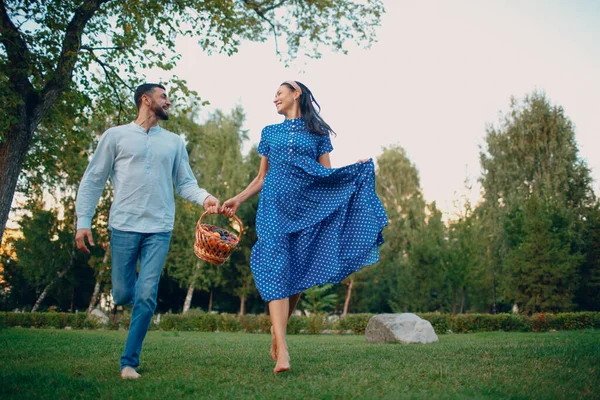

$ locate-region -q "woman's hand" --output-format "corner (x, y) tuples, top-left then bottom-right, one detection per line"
(221, 198), (242, 217)
(357, 158), (370, 163)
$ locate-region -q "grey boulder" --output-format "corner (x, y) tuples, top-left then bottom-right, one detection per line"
(365, 313), (438, 344)
(88, 308), (109, 325)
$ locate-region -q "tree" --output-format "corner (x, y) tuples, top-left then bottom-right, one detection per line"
(574, 203), (600, 310)
(351, 145), (426, 313)
(223, 145), (261, 315)
(11, 199), (97, 311)
(479, 91), (596, 313)
(299, 283), (338, 315)
(165, 106), (249, 313)
(400, 202), (448, 312)
(445, 184), (487, 314)
(480, 91), (593, 212)
(0, 0), (384, 244)
(504, 195), (582, 313)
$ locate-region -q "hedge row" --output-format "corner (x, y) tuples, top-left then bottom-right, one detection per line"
(1, 311), (599, 334)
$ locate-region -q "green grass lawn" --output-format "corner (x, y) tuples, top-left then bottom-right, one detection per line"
(1, 328), (598, 399)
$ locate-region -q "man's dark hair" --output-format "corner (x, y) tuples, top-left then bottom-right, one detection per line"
(134, 83), (166, 110)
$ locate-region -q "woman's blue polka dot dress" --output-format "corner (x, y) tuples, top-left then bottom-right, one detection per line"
(251, 118), (388, 301)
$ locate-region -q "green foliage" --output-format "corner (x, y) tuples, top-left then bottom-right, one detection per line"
(299, 283), (338, 314)
(478, 92), (597, 313)
(5, 311), (599, 335)
(357, 145), (453, 314)
(165, 106), (256, 312)
(1, 311), (99, 329)
(445, 185), (488, 314)
(504, 195), (582, 313)
(286, 315), (307, 335)
(13, 204), (72, 290)
(480, 91), (592, 209)
(352, 145), (427, 313)
(256, 313), (272, 333)
(0, 0), (385, 248)
(574, 204), (600, 310)
(1, 0), (384, 147)
(238, 313), (259, 333)
(399, 202), (448, 311)
(337, 313), (372, 334)
(217, 313), (241, 332)
(306, 314), (326, 334)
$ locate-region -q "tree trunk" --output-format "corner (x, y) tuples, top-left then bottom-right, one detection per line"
(183, 282), (195, 314)
(0, 0), (106, 244)
(182, 261), (201, 314)
(460, 287), (466, 314)
(208, 289), (213, 313)
(31, 266), (70, 312)
(86, 269), (104, 313)
(86, 247), (110, 313)
(341, 277), (354, 318)
(69, 286), (75, 312)
(239, 294), (246, 315)
(492, 271), (497, 314)
(452, 291), (458, 315)
(32, 214), (78, 312)
(0, 125), (35, 244)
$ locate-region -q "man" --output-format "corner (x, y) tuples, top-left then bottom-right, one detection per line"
(75, 83), (220, 379)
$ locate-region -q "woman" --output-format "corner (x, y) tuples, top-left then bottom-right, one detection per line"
(221, 80), (387, 374)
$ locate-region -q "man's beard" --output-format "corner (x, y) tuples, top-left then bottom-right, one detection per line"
(152, 101), (169, 120)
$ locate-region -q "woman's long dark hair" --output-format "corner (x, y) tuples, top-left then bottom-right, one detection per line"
(282, 81), (336, 136)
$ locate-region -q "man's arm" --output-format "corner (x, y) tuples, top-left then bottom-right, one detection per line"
(75, 131), (115, 253)
(173, 140), (219, 213)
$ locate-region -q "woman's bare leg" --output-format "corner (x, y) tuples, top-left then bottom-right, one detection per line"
(271, 292), (302, 360)
(270, 324), (277, 361)
(288, 293), (301, 318)
(269, 298), (291, 374)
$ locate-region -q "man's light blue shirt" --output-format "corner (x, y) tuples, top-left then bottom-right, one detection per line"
(76, 122), (210, 233)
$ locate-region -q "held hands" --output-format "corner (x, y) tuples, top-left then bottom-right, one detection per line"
(203, 195), (221, 214)
(75, 228), (95, 254)
(221, 197), (241, 218)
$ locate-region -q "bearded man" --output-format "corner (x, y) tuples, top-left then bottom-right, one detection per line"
(75, 83), (220, 379)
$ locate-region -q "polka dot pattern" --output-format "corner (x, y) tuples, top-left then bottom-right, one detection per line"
(251, 118), (388, 301)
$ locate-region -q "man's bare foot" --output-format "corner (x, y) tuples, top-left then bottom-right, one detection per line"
(121, 366), (141, 379)
(273, 349), (290, 375)
(270, 326), (277, 361)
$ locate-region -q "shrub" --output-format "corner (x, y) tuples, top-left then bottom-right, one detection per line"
(337, 313), (372, 334)
(287, 315), (306, 334)
(257, 313), (271, 333)
(239, 314), (259, 333)
(218, 313), (241, 332)
(307, 314), (326, 334)
(1, 311), (599, 334)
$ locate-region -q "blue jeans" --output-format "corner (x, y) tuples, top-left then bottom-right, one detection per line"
(110, 229), (172, 370)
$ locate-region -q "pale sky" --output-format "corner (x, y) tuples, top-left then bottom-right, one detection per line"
(141, 1), (600, 219)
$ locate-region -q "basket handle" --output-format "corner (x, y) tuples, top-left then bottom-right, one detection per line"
(197, 211), (244, 239)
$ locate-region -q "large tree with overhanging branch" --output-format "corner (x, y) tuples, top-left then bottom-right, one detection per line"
(0, 0), (384, 242)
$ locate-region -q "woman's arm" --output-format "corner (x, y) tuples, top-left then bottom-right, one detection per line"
(222, 156), (270, 215)
(318, 153), (331, 168)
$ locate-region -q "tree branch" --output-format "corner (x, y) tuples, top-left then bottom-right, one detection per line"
(242, 0), (283, 56)
(0, 0), (34, 97)
(84, 48), (131, 124)
(83, 47), (133, 90)
(81, 45), (124, 51)
(37, 0), (111, 125)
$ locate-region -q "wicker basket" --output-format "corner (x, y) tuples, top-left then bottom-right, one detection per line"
(194, 211), (243, 265)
